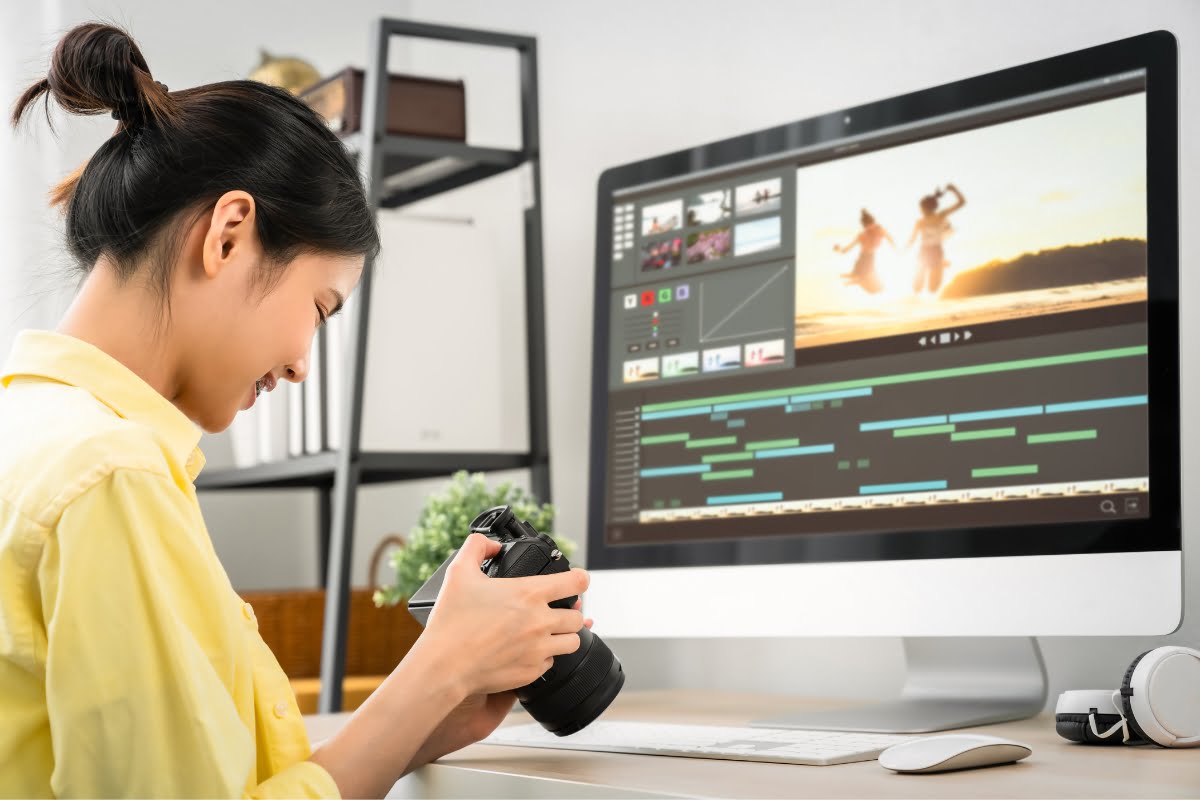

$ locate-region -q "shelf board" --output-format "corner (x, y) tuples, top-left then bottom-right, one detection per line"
(341, 132), (527, 209)
(195, 452), (338, 489)
(195, 451), (537, 490)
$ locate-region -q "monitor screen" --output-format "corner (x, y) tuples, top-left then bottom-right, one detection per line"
(588, 34), (1179, 571)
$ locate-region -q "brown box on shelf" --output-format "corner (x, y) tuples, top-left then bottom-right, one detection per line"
(300, 67), (466, 140)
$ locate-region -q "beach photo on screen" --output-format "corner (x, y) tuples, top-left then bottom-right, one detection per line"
(744, 338), (786, 367)
(734, 216), (782, 256)
(663, 351), (701, 378)
(623, 356), (661, 383)
(641, 199), (683, 236)
(735, 177), (782, 216)
(791, 93), (1148, 350)
(702, 345), (742, 372)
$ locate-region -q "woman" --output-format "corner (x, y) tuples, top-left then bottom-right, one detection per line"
(833, 208), (894, 294)
(906, 183), (966, 294)
(0, 23), (590, 799)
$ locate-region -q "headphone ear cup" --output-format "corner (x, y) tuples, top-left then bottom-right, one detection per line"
(1055, 713), (1090, 743)
(1055, 712), (1128, 745)
(1119, 649), (1155, 745)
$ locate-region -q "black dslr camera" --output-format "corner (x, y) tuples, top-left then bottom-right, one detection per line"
(407, 505), (624, 736)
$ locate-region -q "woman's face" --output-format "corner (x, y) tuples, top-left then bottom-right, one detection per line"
(174, 192), (364, 433)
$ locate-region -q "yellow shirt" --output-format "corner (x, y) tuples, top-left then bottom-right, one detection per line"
(0, 330), (340, 798)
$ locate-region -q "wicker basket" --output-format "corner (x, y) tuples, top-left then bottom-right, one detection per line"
(239, 535), (422, 679)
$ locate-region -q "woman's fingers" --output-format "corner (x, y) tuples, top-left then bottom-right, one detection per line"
(571, 597), (594, 629)
(524, 567), (590, 603)
(547, 632), (582, 657)
(546, 608), (584, 634)
(452, 532), (502, 569)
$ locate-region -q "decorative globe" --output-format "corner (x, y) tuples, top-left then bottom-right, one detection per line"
(248, 49), (322, 96)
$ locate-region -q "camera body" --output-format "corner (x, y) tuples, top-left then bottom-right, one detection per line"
(406, 505), (574, 624)
(474, 506), (574, 596)
(407, 505), (625, 736)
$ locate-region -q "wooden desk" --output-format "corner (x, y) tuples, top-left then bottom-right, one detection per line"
(304, 690), (1200, 799)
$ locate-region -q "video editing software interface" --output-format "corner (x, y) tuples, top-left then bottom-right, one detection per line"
(603, 70), (1150, 546)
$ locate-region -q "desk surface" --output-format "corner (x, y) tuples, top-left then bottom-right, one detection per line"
(305, 689), (1200, 799)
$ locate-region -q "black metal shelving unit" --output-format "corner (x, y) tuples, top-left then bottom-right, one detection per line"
(195, 18), (551, 714)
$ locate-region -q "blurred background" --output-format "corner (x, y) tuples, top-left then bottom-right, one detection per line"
(2, 0), (1197, 708)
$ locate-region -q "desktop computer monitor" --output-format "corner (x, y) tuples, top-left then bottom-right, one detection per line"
(584, 31), (1181, 732)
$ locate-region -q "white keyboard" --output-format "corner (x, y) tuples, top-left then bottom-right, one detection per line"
(482, 721), (915, 766)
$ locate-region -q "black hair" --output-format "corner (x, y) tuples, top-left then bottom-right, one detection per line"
(9, 22), (380, 314)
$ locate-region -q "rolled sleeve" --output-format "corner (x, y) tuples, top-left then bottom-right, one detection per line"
(250, 760), (340, 799)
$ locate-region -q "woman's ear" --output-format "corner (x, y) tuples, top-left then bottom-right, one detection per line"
(201, 190), (257, 280)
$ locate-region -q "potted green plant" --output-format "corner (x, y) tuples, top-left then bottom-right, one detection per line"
(374, 470), (577, 607)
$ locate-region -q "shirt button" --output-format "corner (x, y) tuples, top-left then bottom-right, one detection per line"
(274, 701), (288, 719)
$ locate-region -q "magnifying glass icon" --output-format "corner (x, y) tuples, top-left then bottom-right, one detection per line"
(1099, 499), (1117, 514)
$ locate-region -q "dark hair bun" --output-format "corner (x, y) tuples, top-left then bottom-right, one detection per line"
(9, 20), (379, 283)
(11, 22), (173, 131)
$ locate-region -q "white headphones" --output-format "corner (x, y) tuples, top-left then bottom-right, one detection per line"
(1055, 645), (1200, 748)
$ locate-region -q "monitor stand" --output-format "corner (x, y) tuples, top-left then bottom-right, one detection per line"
(750, 637), (1048, 734)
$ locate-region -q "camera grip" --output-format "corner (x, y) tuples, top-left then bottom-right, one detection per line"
(540, 552), (577, 609)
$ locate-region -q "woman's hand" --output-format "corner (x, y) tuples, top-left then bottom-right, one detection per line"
(405, 690), (518, 773)
(330, 541), (594, 789)
(419, 533), (590, 698)
(407, 599), (595, 772)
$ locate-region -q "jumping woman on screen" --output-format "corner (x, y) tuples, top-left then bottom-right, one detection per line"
(833, 208), (895, 294)
(906, 182), (966, 294)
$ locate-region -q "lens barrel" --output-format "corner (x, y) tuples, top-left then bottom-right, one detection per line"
(516, 626), (626, 736)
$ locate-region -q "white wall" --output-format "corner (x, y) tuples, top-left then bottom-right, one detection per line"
(1, 1), (76, 349)
(389, 0), (1200, 705)
(7, 0), (1198, 707)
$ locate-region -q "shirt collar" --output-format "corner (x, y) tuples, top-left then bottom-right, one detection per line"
(0, 329), (206, 480)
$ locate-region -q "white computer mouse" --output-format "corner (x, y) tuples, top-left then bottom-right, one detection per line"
(878, 734), (1032, 774)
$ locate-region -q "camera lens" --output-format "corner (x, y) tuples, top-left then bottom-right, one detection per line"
(515, 626), (625, 736)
